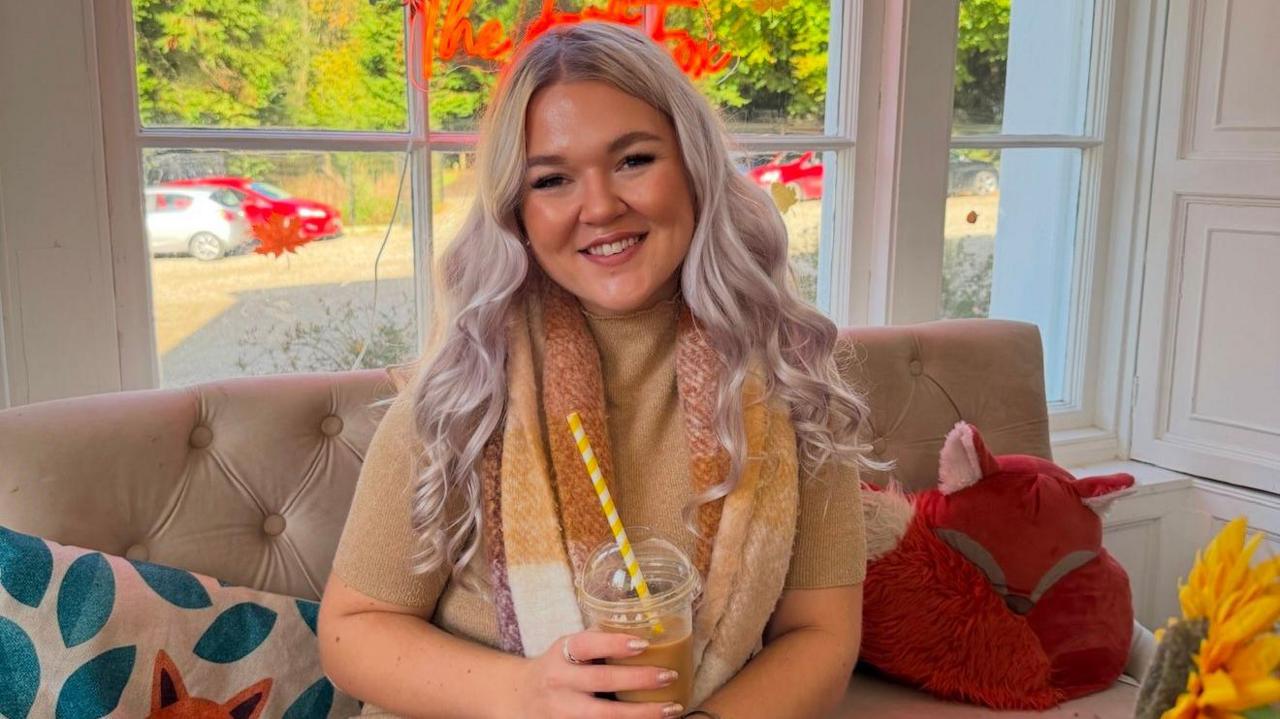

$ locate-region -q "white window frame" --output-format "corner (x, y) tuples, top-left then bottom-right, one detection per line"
(93, 0), (867, 390)
(852, 0), (1136, 465)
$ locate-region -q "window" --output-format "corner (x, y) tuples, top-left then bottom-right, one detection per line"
(106, 0), (863, 387)
(941, 0), (1102, 405)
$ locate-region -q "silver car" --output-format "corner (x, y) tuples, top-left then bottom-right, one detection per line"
(144, 186), (253, 261)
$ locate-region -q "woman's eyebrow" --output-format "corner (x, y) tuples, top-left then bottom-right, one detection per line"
(607, 130), (662, 154)
(526, 131), (662, 170)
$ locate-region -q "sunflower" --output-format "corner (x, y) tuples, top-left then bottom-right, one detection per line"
(1137, 518), (1280, 719)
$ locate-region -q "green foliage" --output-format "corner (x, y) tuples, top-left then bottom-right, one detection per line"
(954, 0), (1011, 132)
(133, 0), (406, 129)
(236, 295), (416, 373)
(683, 0), (831, 130)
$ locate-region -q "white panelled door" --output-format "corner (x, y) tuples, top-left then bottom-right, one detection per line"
(1133, 0), (1280, 493)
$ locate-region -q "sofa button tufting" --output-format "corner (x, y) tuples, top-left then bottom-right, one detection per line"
(125, 544), (149, 562)
(908, 359), (923, 376)
(189, 425), (213, 448)
(320, 415), (344, 437)
(871, 438), (886, 455)
(263, 514), (287, 537)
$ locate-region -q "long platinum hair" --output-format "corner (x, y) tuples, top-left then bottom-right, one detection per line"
(408, 21), (873, 582)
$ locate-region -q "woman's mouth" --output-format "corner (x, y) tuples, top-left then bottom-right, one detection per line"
(580, 233), (647, 265)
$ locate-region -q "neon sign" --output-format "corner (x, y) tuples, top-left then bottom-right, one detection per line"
(402, 0), (731, 86)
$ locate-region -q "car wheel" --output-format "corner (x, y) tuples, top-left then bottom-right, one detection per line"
(973, 170), (999, 196)
(785, 182), (806, 202)
(188, 232), (226, 261)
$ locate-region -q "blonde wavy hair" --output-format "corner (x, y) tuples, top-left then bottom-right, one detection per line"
(408, 21), (872, 582)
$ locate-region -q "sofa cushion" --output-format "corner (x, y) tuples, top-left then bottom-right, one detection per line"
(839, 672), (1139, 717)
(0, 525), (359, 718)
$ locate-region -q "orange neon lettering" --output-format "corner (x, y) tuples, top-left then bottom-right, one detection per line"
(402, 0), (730, 87)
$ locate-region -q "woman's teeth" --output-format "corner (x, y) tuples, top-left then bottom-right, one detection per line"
(585, 235), (644, 257)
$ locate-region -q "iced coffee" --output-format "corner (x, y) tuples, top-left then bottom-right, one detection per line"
(578, 533), (700, 706)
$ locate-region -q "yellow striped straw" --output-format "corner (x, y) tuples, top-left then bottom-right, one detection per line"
(567, 412), (664, 634)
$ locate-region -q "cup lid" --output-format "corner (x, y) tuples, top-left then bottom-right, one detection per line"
(577, 529), (700, 611)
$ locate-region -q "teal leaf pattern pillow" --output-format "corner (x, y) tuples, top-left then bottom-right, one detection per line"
(284, 678), (337, 719)
(57, 554), (115, 648)
(54, 645), (136, 719)
(0, 526), (358, 718)
(195, 603), (278, 663)
(0, 526), (53, 608)
(296, 599), (320, 635)
(130, 560), (213, 609)
(0, 616), (39, 719)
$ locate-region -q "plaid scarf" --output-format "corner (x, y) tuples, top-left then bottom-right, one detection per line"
(481, 281), (799, 704)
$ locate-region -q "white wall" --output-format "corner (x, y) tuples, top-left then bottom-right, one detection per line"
(0, 0), (120, 407)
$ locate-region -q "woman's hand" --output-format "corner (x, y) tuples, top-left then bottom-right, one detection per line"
(512, 630), (686, 719)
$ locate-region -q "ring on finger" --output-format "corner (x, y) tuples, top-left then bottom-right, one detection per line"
(562, 638), (586, 665)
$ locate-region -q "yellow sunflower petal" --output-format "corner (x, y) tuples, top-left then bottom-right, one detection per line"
(1199, 670), (1240, 707)
(1219, 676), (1280, 711)
(1219, 596), (1280, 645)
(1162, 691), (1200, 719)
(1226, 635), (1280, 680)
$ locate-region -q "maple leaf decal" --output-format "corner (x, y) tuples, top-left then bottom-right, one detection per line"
(250, 212), (312, 257)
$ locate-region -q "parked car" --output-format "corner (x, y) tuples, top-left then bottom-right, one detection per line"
(746, 151), (824, 201)
(161, 176), (343, 241)
(744, 152), (1001, 199)
(144, 186), (253, 261)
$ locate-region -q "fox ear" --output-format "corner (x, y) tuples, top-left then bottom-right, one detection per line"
(1074, 473), (1136, 517)
(222, 678), (273, 719)
(939, 422), (998, 494)
(150, 649), (188, 712)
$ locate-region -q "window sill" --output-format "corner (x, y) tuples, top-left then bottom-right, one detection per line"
(1052, 425), (1122, 468)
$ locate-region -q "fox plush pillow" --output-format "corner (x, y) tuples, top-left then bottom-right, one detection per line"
(859, 422), (1138, 710)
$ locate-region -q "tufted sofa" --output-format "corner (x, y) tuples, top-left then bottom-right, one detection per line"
(0, 319), (1136, 717)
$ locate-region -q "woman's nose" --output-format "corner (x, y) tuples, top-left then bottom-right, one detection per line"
(578, 173), (626, 225)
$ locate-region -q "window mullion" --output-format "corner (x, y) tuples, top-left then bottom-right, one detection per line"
(137, 129), (422, 153)
(949, 135), (1103, 150)
(407, 4), (435, 355)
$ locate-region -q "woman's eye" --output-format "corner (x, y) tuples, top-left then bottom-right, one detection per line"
(530, 175), (565, 190)
(620, 153), (655, 170)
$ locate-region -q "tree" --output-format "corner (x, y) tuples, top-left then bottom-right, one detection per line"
(953, 0), (1011, 133)
(133, 0), (300, 127)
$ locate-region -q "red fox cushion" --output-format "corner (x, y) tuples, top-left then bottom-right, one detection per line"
(860, 421), (1136, 710)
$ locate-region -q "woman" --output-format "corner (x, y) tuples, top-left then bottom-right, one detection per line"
(319, 21), (869, 719)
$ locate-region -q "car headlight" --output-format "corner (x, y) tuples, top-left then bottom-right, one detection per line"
(297, 208), (326, 219)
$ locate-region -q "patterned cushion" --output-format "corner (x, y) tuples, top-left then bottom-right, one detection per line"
(0, 526), (360, 719)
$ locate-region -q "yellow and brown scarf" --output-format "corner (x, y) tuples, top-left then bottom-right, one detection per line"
(481, 280), (799, 704)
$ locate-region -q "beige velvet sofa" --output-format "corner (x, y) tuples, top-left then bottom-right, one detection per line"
(0, 319), (1138, 717)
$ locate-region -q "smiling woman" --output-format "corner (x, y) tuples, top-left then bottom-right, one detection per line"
(520, 82), (696, 315)
(319, 21), (870, 719)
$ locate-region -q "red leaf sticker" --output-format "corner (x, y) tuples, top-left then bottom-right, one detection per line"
(250, 213), (312, 258)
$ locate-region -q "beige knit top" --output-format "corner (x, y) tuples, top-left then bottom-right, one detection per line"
(331, 300), (865, 708)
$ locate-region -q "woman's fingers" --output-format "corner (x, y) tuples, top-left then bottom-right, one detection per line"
(570, 662), (679, 694)
(567, 695), (685, 719)
(561, 630), (650, 663)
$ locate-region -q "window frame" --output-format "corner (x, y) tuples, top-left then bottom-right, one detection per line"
(94, 0), (866, 389)
(854, 0), (1132, 464)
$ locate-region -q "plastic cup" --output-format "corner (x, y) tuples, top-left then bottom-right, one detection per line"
(578, 531), (700, 706)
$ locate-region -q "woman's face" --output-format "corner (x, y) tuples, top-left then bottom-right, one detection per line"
(519, 81), (696, 315)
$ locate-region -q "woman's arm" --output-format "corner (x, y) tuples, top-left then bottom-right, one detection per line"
(318, 574), (686, 719)
(692, 584), (863, 719)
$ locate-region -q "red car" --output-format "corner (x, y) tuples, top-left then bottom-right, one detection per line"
(746, 151), (824, 201)
(161, 177), (343, 241)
